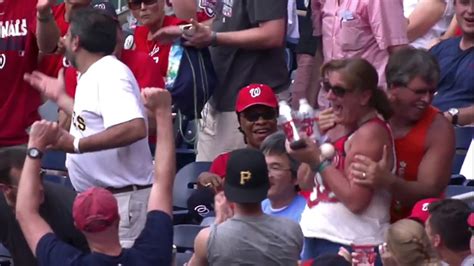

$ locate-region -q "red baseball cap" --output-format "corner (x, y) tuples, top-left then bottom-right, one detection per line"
(408, 198), (440, 224)
(468, 213), (474, 227)
(235, 84), (278, 112)
(72, 187), (119, 233)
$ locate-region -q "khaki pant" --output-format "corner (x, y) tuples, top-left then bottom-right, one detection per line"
(114, 187), (151, 248)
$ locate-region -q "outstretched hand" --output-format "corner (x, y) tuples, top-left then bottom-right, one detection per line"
(141, 88), (172, 113)
(183, 19), (212, 48)
(24, 69), (66, 103)
(351, 145), (395, 189)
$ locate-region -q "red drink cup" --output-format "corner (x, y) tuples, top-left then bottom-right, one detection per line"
(351, 240), (377, 266)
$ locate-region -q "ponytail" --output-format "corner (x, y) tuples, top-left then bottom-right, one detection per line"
(370, 88), (393, 120)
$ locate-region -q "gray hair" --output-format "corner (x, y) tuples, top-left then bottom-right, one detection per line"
(385, 47), (440, 88)
(260, 131), (300, 178)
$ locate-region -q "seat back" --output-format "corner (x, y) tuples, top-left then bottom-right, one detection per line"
(173, 224), (206, 252)
(175, 252), (193, 266)
(452, 127), (474, 174)
(0, 244), (11, 265)
(173, 162), (211, 209)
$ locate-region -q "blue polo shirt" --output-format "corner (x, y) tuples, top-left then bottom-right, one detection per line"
(430, 37), (474, 111)
(36, 211), (173, 266)
(261, 195), (306, 223)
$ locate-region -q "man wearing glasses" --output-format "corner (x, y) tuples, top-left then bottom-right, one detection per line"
(0, 148), (88, 266)
(348, 48), (455, 222)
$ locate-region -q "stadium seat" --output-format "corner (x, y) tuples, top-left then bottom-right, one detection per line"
(173, 224), (206, 252)
(0, 244), (11, 266)
(173, 162), (212, 220)
(175, 252), (193, 266)
(41, 150), (71, 187)
(446, 185), (474, 198)
(452, 127), (473, 174)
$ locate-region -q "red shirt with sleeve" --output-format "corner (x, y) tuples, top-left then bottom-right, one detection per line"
(0, 0), (41, 146)
(209, 152), (230, 178)
(37, 3), (70, 78)
(133, 16), (185, 80)
(65, 50), (165, 97)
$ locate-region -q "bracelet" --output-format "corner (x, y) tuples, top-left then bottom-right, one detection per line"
(73, 138), (81, 154)
(311, 160), (331, 173)
(210, 31), (218, 47)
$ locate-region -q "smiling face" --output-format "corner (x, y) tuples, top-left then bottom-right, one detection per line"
(265, 153), (296, 201)
(238, 105), (278, 149)
(324, 71), (371, 127)
(456, 0), (474, 37)
(389, 76), (436, 123)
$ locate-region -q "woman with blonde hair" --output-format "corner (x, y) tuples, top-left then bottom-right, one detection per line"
(384, 219), (441, 266)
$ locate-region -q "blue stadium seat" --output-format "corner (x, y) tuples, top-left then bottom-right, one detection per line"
(445, 185), (474, 198)
(452, 127), (473, 174)
(0, 244), (11, 266)
(173, 162), (212, 220)
(175, 252), (193, 266)
(173, 224), (206, 252)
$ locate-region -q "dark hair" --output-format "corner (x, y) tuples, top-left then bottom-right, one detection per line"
(386, 47), (440, 89)
(69, 7), (117, 55)
(0, 147), (27, 185)
(260, 131), (300, 177)
(428, 199), (471, 251)
(321, 58), (393, 120)
(310, 254), (351, 266)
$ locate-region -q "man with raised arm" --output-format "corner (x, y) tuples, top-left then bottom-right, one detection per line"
(15, 88), (175, 265)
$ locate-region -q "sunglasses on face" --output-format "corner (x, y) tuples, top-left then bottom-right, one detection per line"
(128, 0), (157, 10)
(242, 109), (277, 122)
(321, 81), (353, 97)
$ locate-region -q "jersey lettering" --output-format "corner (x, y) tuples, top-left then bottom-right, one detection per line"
(0, 19), (28, 38)
(72, 112), (86, 131)
(0, 54), (5, 69)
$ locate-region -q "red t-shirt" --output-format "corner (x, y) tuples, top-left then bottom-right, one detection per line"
(0, 0), (41, 146)
(37, 3), (70, 78)
(65, 50), (165, 97)
(209, 152), (231, 178)
(133, 16), (185, 80)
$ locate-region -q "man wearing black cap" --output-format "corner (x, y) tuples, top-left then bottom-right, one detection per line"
(189, 148), (303, 266)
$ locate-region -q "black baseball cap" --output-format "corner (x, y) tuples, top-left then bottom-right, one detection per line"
(92, 1), (118, 21)
(224, 148), (269, 204)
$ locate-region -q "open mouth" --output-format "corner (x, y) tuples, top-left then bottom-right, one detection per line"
(254, 128), (271, 138)
(465, 17), (474, 24)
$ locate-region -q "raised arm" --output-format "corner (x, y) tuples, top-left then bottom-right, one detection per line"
(36, 0), (61, 53)
(406, 0), (446, 42)
(142, 88), (176, 216)
(15, 121), (59, 256)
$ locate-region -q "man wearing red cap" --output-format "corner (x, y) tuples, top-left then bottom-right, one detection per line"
(15, 89), (175, 265)
(197, 83), (279, 190)
(407, 198), (440, 224)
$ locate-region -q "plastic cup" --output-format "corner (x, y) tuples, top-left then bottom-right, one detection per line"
(351, 239), (377, 266)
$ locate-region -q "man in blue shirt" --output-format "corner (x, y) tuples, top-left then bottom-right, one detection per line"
(15, 88), (175, 266)
(260, 132), (306, 223)
(430, 0), (474, 126)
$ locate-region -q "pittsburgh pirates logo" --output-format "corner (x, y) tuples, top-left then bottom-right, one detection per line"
(240, 171), (252, 185)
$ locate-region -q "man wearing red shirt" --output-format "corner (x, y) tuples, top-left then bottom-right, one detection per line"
(0, 0), (59, 150)
(38, 0), (91, 78)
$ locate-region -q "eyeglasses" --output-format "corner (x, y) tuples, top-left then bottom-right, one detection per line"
(268, 165), (292, 175)
(242, 109), (277, 122)
(127, 0), (157, 10)
(404, 85), (437, 96)
(321, 81), (354, 97)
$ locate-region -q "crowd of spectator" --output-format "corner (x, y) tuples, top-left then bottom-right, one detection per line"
(0, 0), (473, 265)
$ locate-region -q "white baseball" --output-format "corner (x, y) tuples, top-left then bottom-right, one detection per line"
(320, 143), (335, 159)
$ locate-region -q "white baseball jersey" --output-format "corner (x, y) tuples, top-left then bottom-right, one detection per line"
(66, 55), (154, 192)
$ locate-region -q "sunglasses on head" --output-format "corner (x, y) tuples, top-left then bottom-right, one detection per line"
(242, 109), (277, 122)
(128, 0), (157, 10)
(321, 81), (353, 97)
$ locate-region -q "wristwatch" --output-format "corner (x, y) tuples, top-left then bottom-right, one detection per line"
(27, 148), (43, 159)
(447, 108), (459, 125)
